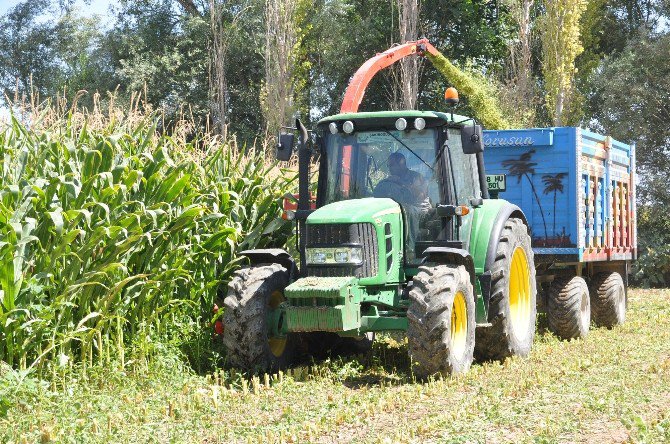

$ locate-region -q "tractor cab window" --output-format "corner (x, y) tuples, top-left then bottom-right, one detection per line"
(323, 128), (440, 204)
(322, 128), (443, 261)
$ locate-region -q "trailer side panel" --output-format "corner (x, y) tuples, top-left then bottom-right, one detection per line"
(483, 127), (636, 262)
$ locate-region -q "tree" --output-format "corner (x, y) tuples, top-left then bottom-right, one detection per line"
(587, 29), (670, 283)
(501, 0), (538, 126)
(0, 1), (60, 100)
(0, 1), (119, 109)
(108, 0), (210, 128)
(539, 0), (587, 126)
(209, 0), (250, 137)
(262, 0), (300, 136)
(396, 0), (420, 110)
(417, 0), (513, 116)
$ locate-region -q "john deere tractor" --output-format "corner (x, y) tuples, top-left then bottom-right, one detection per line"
(222, 40), (536, 378)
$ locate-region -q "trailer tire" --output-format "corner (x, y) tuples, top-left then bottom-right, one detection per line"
(475, 218), (537, 361)
(589, 272), (626, 328)
(407, 265), (475, 379)
(547, 275), (590, 340)
(223, 264), (297, 373)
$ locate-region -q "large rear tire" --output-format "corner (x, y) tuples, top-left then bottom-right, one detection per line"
(222, 264), (297, 372)
(547, 275), (590, 339)
(475, 218), (537, 361)
(407, 265), (475, 378)
(589, 271), (626, 328)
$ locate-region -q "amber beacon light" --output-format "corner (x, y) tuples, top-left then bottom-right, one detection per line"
(444, 87), (459, 106)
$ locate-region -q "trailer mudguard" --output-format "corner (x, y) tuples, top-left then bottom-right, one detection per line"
(239, 249), (298, 278)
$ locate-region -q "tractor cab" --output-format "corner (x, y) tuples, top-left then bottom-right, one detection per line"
(313, 111), (487, 265)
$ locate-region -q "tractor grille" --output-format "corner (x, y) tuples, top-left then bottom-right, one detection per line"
(306, 223), (378, 278)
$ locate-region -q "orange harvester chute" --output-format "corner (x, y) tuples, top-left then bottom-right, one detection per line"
(340, 39), (441, 113)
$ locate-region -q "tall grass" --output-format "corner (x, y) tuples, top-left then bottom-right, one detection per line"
(0, 101), (295, 373)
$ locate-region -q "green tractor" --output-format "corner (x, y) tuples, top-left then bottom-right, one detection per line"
(222, 41), (536, 378)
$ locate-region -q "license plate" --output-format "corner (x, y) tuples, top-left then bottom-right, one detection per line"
(486, 174), (506, 192)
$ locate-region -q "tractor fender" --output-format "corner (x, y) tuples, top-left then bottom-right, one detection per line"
(469, 200), (528, 310)
(484, 204), (528, 272)
(423, 247), (476, 288)
(239, 249), (298, 279)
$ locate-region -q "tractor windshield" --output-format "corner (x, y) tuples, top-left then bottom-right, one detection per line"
(322, 128), (441, 206)
(322, 128), (444, 261)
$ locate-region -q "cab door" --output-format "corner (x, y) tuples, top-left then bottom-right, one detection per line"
(444, 128), (483, 249)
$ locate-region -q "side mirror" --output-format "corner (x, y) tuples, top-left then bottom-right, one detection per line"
(276, 133), (295, 161)
(461, 125), (484, 154)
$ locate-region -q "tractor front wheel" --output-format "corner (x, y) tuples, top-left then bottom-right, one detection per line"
(222, 264), (297, 372)
(407, 265), (475, 378)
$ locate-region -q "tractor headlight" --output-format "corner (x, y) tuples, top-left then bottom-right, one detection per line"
(395, 118), (408, 131)
(334, 248), (362, 263)
(328, 122), (338, 134)
(306, 247), (363, 265)
(307, 249), (328, 264)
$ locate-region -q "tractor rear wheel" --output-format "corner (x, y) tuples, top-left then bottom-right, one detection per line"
(589, 272), (626, 328)
(407, 265), (475, 378)
(547, 275), (590, 339)
(223, 264), (297, 373)
(475, 218), (537, 361)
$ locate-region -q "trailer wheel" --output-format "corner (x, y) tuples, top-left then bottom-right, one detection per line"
(223, 264), (297, 372)
(407, 265), (475, 378)
(475, 218), (537, 361)
(547, 275), (590, 339)
(589, 272), (626, 328)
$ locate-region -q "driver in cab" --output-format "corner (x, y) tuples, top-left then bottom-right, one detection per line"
(374, 152), (430, 211)
(373, 152), (434, 258)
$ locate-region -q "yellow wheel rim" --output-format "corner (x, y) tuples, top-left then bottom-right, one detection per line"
(451, 291), (468, 358)
(509, 246), (531, 339)
(268, 290), (287, 358)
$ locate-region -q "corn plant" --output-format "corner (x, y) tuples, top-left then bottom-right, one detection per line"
(0, 112), (295, 372)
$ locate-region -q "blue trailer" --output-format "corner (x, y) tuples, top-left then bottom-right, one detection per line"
(483, 127), (636, 339)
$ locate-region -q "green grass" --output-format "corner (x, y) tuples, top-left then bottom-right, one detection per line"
(2, 288), (669, 443)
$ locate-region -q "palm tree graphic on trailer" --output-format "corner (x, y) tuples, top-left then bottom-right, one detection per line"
(542, 173), (567, 236)
(501, 149), (548, 241)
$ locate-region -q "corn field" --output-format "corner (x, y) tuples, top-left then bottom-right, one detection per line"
(0, 108), (295, 373)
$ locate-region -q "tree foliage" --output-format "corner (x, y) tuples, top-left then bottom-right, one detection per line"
(584, 16), (669, 284)
(539, 0), (587, 126)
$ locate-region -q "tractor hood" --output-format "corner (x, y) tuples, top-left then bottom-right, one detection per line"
(306, 198), (401, 225)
